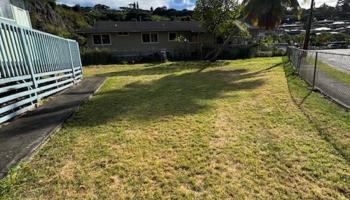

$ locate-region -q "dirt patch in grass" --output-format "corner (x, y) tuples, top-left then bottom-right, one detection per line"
(1, 58), (350, 199)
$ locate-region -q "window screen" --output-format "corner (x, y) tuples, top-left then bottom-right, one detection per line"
(93, 35), (102, 45)
(142, 34), (151, 43)
(151, 33), (158, 43)
(169, 33), (177, 41)
(102, 35), (110, 44)
(93, 35), (111, 45)
(142, 33), (158, 43)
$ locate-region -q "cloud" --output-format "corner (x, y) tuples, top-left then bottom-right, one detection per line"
(170, 0), (196, 10)
(299, 0), (337, 8)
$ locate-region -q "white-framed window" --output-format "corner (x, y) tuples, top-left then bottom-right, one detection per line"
(117, 32), (129, 36)
(93, 34), (111, 45)
(142, 33), (159, 43)
(168, 32), (177, 41)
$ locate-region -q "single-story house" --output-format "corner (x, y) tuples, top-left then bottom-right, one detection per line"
(78, 21), (217, 58)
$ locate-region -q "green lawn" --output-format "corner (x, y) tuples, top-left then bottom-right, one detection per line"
(1, 58), (350, 199)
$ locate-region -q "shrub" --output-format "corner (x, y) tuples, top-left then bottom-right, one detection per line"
(81, 48), (120, 65)
(219, 46), (256, 60)
(81, 48), (164, 65)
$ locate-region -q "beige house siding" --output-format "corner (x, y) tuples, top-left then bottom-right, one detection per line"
(85, 31), (215, 56)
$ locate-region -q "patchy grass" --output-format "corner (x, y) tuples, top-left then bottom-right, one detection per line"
(1, 58), (350, 199)
(284, 60), (350, 162)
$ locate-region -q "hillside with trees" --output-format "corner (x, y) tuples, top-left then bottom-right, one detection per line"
(25, 0), (193, 44)
(26, 0), (350, 47)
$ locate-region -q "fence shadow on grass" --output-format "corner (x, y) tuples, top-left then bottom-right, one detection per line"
(283, 58), (350, 164)
(70, 67), (266, 128)
(95, 61), (231, 77)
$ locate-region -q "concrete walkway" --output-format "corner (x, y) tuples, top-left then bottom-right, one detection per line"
(0, 77), (106, 179)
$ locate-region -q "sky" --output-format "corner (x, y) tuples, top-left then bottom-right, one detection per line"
(57, 0), (338, 10)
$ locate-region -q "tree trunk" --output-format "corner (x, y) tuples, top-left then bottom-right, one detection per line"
(210, 33), (233, 62)
(303, 0), (315, 50)
(205, 33), (234, 62)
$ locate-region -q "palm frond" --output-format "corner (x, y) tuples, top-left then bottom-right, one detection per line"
(243, 0), (301, 29)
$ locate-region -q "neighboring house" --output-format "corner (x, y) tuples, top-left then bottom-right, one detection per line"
(78, 21), (216, 58)
(0, 0), (32, 28)
(280, 20), (350, 36)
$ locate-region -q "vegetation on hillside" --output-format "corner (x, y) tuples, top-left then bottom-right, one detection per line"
(25, 0), (350, 47)
(26, 0), (193, 44)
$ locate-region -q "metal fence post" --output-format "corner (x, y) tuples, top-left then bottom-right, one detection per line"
(312, 52), (318, 90)
(297, 50), (302, 74)
(67, 40), (76, 83)
(287, 47), (291, 62)
(19, 29), (39, 103)
(77, 43), (83, 79)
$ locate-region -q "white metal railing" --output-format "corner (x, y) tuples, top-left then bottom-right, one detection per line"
(0, 18), (83, 124)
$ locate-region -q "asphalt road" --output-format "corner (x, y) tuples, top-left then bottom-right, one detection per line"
(319, 49), (350, 55)
(316, 49), (350, 73)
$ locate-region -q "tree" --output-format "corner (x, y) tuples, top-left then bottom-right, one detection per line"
(129, 2), (137, 9)
(315, 3), (336, 20)
(337, 0), (350, 12)
(243, 0), (301, 29)
(194, 0), (247, 61)
(94, 4), (110, 10)
(337, 0), (345, 9)
(73, 4), (81, 12)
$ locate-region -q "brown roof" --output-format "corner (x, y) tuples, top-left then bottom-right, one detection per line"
(78, 21), (205, 34)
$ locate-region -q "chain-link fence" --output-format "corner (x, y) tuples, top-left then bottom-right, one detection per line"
(287, 47), (350, 109)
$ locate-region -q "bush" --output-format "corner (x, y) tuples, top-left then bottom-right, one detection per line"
(81, 48), (165, 65)
(254, 44), (287, 58)
(80, 45), (285, 66)
(255, 51), (273, 57)
(219, 46), (256, 60)
(273, 48), (287, 56)
(81, 48), (120, 65)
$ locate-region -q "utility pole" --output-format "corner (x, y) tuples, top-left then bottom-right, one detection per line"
(303, 0), (315, 50)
